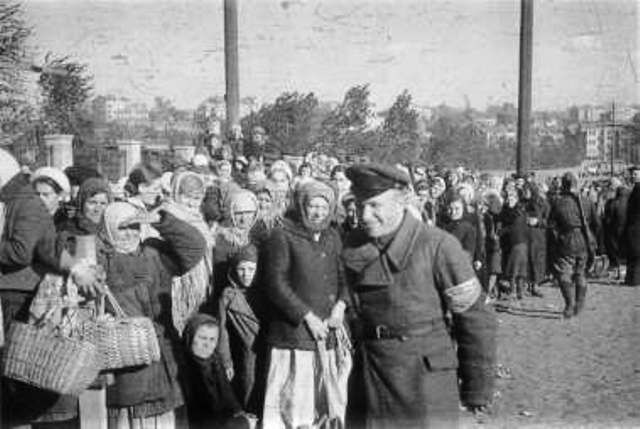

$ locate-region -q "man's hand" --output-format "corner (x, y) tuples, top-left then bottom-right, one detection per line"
(304, 312), (329, 341)
(325, 301), (346, 329)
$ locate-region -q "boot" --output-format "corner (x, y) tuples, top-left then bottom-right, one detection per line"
(530, 282), (544, 298)
(574, 279), (588, 316)
(559, 281), (575, 318)
(515, 278), (524, 300)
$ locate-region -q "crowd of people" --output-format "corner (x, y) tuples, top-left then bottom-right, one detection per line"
(0, 129), (637, 428)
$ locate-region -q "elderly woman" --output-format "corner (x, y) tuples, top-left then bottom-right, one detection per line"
(97, 202), (206, 429)
(262, 179), (350, 428)
(164, 171), (215, 335)
(213, 190), (259, 295)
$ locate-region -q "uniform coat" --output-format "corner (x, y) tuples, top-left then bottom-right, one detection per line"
(343, 212), (496, 428)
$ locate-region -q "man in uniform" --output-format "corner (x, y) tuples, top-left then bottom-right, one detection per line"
(342, 164), (496, 428)
(548, 172), (600, 318)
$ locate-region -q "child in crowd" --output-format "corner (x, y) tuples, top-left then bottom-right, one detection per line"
(181, 314), (254, 429)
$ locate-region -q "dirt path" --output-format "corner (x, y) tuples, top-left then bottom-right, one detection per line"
(464, 278), (640, 428)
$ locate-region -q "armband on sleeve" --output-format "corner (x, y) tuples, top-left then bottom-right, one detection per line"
(444, 277), (481, 313)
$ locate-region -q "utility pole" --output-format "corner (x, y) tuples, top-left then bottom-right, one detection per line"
(224, 0), (240, 136)
(610, 101), (616, 177)
(516, 0), (533, 177)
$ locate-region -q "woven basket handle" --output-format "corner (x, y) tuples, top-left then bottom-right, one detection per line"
(101, 287), (128, 319)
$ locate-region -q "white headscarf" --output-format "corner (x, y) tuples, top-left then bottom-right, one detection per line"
(102, 202), (142, 254)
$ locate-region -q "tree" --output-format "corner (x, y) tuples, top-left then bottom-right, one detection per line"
(0, 1), (36, 151)
(318, 84), (374, 154)
(242, 91), (319, 155)
(377, 90), (421, 163)
(39, 53), (93, 135)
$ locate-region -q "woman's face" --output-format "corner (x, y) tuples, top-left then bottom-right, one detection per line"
(234, 209), (256, 230)
(83, 192), (109, 224)
(218, 164), (232, 179)
(112, 223), (141, 252)
(191, 324), (219, 360)
(35, 182), (61, 215)
(138, 178), (162, 208)
(271, 170), (290, 189)
(256, 192), (272, 212)
(507, 193), (519, 208)
(333, 171), (351, 192)
(177, 191), (204, 212)
(305, 196), (330, 226)
(448, 200), (464, 221)
(236, 261), (257, 287)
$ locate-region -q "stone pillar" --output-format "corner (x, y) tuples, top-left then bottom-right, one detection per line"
(44, 134), (74, 171)
(116, 139), (142, 175)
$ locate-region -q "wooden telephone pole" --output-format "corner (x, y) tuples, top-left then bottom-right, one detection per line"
(516, 0), (534, 177)
(224, 0), (240, 135)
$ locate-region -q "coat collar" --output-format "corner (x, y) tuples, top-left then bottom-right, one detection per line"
(384, 211), (422, 271)
(343, 210), (422, 276)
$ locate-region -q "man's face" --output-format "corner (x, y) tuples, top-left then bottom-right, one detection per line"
(358, 190), (405, 238)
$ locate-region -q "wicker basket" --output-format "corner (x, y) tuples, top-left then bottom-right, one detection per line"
(84, 289), (161, 370)
(2, 321), (100, 395)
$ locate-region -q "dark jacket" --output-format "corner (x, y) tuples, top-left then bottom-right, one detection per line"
(548, 192), (599, 258)
(343, 213), (496, 426)
(499, 204), (529, 250)
(103, 212), (207, 414)
(0, 173), (63, 292)
(264, 217), (347, 350)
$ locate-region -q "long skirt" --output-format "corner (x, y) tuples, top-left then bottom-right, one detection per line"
(108, 408), (174, 429)
(504, 243), (529, 281)
(262, 346), (351, 429)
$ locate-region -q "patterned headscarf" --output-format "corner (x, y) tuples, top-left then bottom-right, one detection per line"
(101, 202), (142, 254)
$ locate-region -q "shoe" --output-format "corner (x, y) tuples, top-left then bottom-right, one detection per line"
(530, 284), (544, 298)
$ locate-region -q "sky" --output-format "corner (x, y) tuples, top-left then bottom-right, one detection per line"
(21, 0), (639, 111)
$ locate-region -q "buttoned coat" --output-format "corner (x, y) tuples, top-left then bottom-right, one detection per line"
(343, 212), (496, 428)
(264, 217), (348, 351)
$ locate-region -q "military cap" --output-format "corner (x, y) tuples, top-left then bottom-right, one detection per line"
(346, 163), (410, 200)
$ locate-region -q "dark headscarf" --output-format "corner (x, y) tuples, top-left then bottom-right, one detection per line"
(183, 313), (220, 362)
(293, 179), (336, 233)
(181, 313), (242, 428)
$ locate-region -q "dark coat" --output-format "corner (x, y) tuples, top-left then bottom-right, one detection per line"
(442, 218), (476, 260)
(604, 187), (629, 265)
(523, 197), (549, 283)
(102, 212), (206, 415)
(0, 173), (63, 293)
(343, 213), (496, 428)
(263, 217), (347, 351)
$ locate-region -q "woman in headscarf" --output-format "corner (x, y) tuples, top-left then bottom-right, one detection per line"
(522, 182), (548, 297)
(123, 160), (164, 240)
(213, 190), (258, 295)
(250, 180), (283, 247)
(217, 244), (269, 415)
(58, 177), (112, 249)
(262, 179), (351, 428)
(97, 201), (207, 429)
(164, 171), (215, 336)
(181, 314), (251, 429)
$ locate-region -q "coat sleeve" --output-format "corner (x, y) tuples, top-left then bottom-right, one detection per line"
(149, 211), (207, 276)
(0, 197), (59, 271)
(434, 234), (496, 407)
(264, 228), (311, 325)
(217, 291), (234, 371)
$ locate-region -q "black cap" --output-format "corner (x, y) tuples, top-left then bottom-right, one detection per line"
(346, 163), (410, 200)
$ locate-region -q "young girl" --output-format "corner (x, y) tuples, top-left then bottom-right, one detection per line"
(182, 314), (252, 429)
(218, 245), (269, 415)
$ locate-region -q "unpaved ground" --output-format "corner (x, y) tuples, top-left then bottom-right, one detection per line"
(462, 277), (640, 428)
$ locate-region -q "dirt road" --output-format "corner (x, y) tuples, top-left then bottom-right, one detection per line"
(466, 278), (640, 428)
